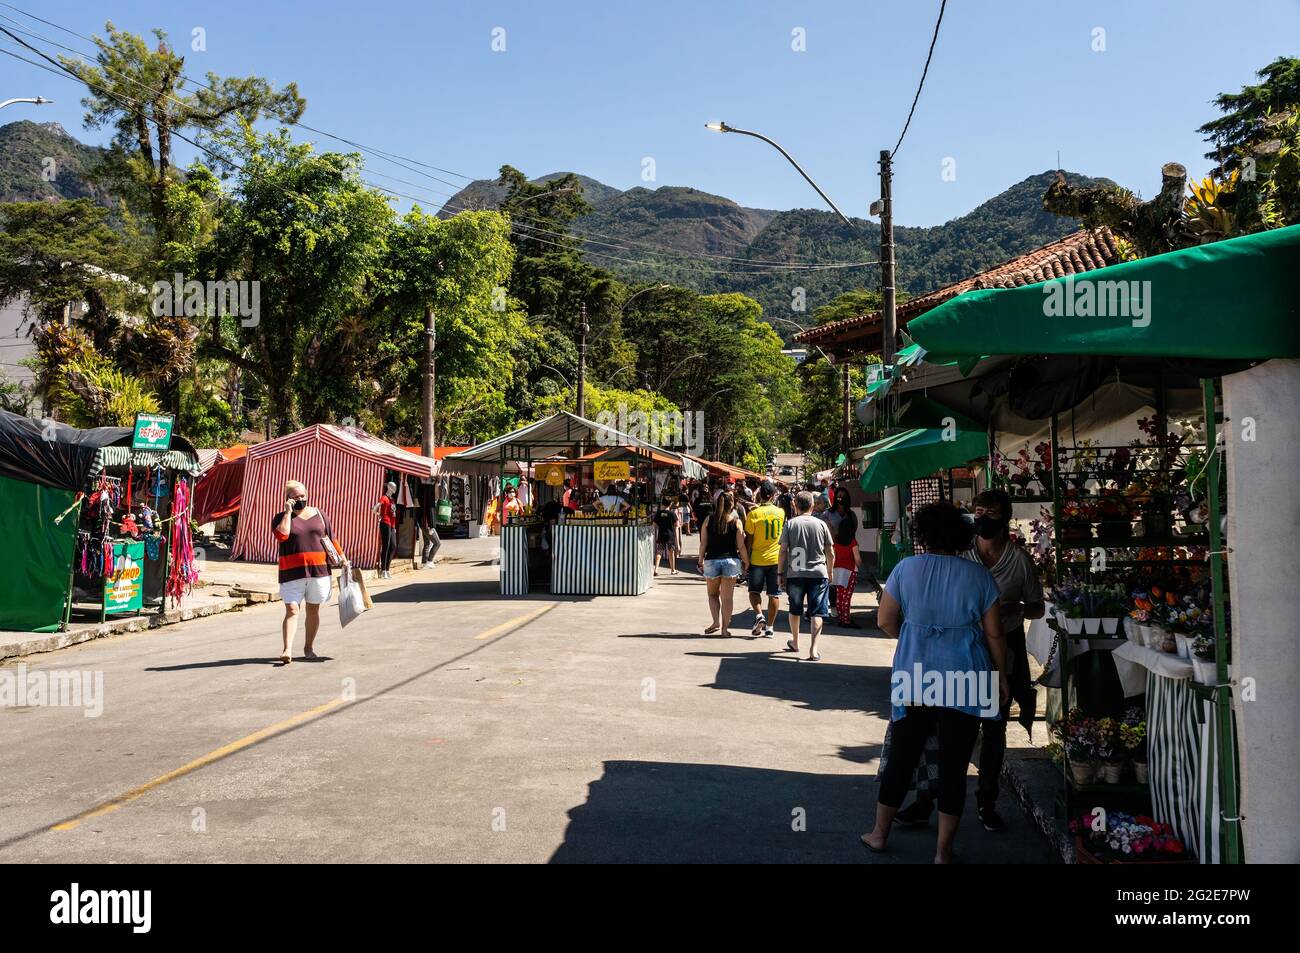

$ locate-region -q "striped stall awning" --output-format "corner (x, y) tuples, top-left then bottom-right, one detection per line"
(91, 445), (201, 477)
(230, 425), (437, 569)
(499, 524), (529, 595)
(550, 522), (653, 596)
(1147, 671), (1225, 863)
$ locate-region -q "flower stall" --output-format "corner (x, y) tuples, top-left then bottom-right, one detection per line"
(906, 226), (1300, 863)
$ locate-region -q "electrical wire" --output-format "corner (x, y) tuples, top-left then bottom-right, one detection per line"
(0, 3), (877, 272)
(892, 0), (947, 157)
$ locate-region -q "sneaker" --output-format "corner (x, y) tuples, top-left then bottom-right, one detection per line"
(977, 803), (1005, 832)
(893, 798), (934, 828)
(762, 626), (775, 638)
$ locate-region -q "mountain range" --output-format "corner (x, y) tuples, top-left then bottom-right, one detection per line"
(1, 119), (1116, 321)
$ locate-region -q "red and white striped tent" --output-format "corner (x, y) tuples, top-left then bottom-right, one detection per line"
(230, 425), (438, 569)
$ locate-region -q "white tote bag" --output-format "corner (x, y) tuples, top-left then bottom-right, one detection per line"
(337, 561), (368, 627)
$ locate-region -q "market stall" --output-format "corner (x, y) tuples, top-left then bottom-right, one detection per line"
(0, 410), (202, 632)
(907, 223), (1300, 863)
(444, 412), (704, 596)
(230, 424), (438, 570)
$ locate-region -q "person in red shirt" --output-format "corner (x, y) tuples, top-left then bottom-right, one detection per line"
(273, 480), (342, 664)
(373, 480), (399, 580)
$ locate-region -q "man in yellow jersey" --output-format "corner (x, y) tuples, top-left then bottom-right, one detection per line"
(744, 482), (786, 638)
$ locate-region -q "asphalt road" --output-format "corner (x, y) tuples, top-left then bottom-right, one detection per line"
(0, 537), (1057, 864)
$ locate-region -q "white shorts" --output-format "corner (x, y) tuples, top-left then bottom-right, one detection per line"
(280, 575), (333, 605)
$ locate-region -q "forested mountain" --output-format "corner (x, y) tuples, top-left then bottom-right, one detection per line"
(442, 168), (1117, 320)
(0, 120), (113, 205)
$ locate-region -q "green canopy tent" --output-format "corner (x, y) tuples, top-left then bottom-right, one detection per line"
(854, 397), (986, 494)
(908, 223), (1300, 361)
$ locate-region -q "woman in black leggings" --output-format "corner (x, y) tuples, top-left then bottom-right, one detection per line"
(373, 480), (398, 579)
(861, 502), (1008, 863)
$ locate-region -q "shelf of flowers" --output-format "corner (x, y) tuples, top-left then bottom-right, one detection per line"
(1049, 706), (1151, 789)
(1070, 811), (1191, 864)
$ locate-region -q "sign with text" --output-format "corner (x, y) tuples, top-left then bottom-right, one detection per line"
(592, 461), (630, 481)
(535, 463), (566, 486)
(131, 413), (175, 452)
(104, 539), (145, 615)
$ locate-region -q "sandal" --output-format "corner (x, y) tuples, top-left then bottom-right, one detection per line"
(785, 639), (798, 652)
(860, 833), (887, 853)
(704, 623), (720, 635)
(806, 652), (821, 662)
(279, 654), (292, 665)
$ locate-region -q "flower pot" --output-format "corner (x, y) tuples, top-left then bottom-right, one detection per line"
(1102, 616), (1120, 636)
(1140, 624), (1158, 647)
(1192, 657), (1217, 684)
(1066, 617), (1085, 636)
(1069, 760), (1097, 786)
(1082, 617), (1100, 635)
(1124, 620), (1142, 644)
(1174, 633), (1193, 660)
(1133, 761), (1149, 785)
(1101, 761), (1125, 784)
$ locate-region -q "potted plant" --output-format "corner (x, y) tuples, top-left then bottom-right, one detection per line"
(1096, 717), (1126, 783)
(1070, 810), (1187, 863)
(1056, 709), (1102, 785)
(1120, 708), (1148, 784)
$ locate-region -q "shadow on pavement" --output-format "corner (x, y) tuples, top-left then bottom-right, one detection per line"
(369, 581), (595, 604)
(549, 760), (874, 863)
(145, 657), (287, 671)
(690, 652), (895, 716)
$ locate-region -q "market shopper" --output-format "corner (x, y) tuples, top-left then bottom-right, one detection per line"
(778, 491), (835, 660)
(892, 489), (1045, 832)
(861, 501), (1009, 864)
(697, 490), (749, 637)
(273, 480), (343, 665)
(831, 496), (862, 627)
(653, 495), (682, 575)
(743, 482), (785, 637)
(372, 480), (398, 580)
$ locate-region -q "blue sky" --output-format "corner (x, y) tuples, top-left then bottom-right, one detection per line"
(1, 0), (1296, 226)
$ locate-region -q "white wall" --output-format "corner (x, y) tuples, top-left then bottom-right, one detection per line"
(0, 295), (37, 387)
(1224, 359), (1300, 864)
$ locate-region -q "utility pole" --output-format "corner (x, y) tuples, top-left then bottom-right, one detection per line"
(576, 302), (589, 420)
(841, 363), (851, 454)
(879, 149), (898, 369)
(422, 306), (436, 456)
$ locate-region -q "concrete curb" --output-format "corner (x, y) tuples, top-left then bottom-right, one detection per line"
(1, 594), (252, 663)
(1002, 755), (1075, 863)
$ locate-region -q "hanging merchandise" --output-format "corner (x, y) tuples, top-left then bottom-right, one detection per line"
(139, 503), (156, 531)
(166, 477), (200, 600)
(144, 533), (162, 562)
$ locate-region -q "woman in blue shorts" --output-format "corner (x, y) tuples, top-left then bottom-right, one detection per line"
(696, 490), (749, 637)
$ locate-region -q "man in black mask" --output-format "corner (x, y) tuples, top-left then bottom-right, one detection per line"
(892, 488), (1044, 833)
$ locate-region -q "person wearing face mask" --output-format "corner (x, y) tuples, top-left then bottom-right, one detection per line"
(892, 488), (1044, 832)
(273, 481), (343, 665)
(373, 481), (400, 580)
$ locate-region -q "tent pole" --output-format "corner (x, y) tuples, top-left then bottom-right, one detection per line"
(1202, 376), (1241, 864)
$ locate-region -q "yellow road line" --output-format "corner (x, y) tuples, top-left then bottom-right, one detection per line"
(473, 602), (556, 639)
(51, 698), (346, 831)
(51, 605), (556, 832)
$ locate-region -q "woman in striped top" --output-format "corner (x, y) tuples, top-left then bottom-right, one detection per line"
(273, 480), (343, 664)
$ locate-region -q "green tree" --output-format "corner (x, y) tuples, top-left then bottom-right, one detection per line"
(1199, 56), (1300, 176)
(203, 130), (392, 433)
(60, 22), (304, 251)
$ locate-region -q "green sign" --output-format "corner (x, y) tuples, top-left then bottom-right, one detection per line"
(132, 413), (175, 451)
(104, 539), (146, 615)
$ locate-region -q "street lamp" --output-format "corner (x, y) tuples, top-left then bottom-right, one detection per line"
(706, 120), (879, 454)
(0, 96), (52, 110)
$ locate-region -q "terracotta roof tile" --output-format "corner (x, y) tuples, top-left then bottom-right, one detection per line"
(796, 227), (1120, 353)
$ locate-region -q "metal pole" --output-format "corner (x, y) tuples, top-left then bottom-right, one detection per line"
(422, 307), (436, 456)
(841, 363), (851, 455)
(577, 302), (589, 420)
(879, 150), (897, 369)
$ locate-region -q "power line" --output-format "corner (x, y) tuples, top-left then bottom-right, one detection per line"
(892, 0), (947, 156)
(0, 3), (876, 272)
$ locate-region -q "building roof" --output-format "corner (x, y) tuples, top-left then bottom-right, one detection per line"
(795, 227), (1121, 359)
(247, 424), (438, 477)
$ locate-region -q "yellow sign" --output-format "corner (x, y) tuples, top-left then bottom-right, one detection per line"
(593, 460), (630, 481)
(535, 463), (565, 486)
